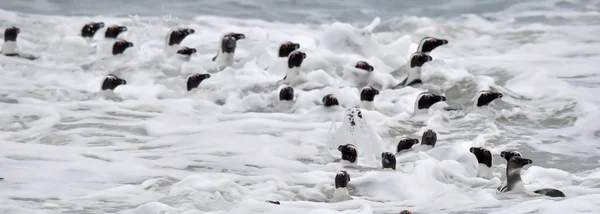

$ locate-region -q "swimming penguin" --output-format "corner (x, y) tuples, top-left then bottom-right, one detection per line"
(498, 150), (522, 190)
(396, 137), (419, 153)
(338, 144), (358, 164)
(81, 22), (105, 43)
(165, 28), (195, 53)
(360, 86), (379, 110)
(105, 25), (127, 39)
(475, 90), (504, 107)
(399, 210), (413, 214)
(330, 171), (352, 203)
(421, 129), (437, 147)
(212, 32), (246, 70)
(186, 73), (211, 91)
(322, 94), (339, 107)
(278, 41), (300, 58)
(279, 50), (307, 85)
(500, 156), (566, 198)
(265, 200), (280, 205)
(381, 152), (396, 170)
(416, 37), (448, 54)
(279, 85), (294, 101)
(413, 92), (447, 113)
(101, 74), (127, 90)
(391, 52), (433, 89)
(469, 147), (493, 179)
(112, 39), (134, 55)
(176, 47), (197, 61)
(1, 26), (37, 60)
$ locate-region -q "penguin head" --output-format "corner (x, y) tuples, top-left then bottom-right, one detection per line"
(399, 210), (413, 214)
(421, 129), (437, 147)
(509, 156), (533, 169)
(278, 86), (294, 101)
(101, 74), (127, 90)
(4, 26), (20, 42)
(322, 94), (339, 107)
(176, 47), (197, 56)
(338, 144), (357, 163)
(278, 41), (300, 57)
(355, 61), (374, 72)
(112, 39), (134, 55)
(415, 92), (447, 110)
(419, 37), (449, 53)
(397, 137), (419, 153)
(360, 86), (379, 102)
(186, 73), (211, 91)
(168, 28), (195, 46)
(81, 22), (105, 38)
(287, 50), (306, 69)
(381, 152), (397, 170)
(500, 150), (522, 163)
(334, 171), (350, 188)
(469, 147), (492, 167)
(221, 32), (245, 53)
(476, 91), (504, 107)
(409, 52), (433, 68)
(105, 25), (127, 38)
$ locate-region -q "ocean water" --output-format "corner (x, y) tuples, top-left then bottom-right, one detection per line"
(1, 0), (600, 213)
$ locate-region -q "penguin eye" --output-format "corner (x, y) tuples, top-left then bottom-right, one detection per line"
(281, 43), (289, 48)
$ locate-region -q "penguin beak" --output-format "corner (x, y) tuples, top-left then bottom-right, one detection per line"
(469, 147), (475, 153)
(302, 52), (307, 59)
(119, 26), (128, 32)
(497, 93), (504, 98)
(128, 42), (134, 47)
(440, 96), (447, 101)
(294, 43), (300, 49)
(441, 39), (448, 45)
(426, 55), (433, 61)
(188, 29), (195, 34)
(368, 65), (374, 72)
(121, 79), (127, 85)
(234, 33), (246, 40)
(524, 159), (533, 165)
(98, 22), (105, 28)
(337, 145), (344, 151)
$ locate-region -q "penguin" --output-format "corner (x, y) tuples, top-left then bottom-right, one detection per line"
(329, 170), (352, 203)
(112, 39), (134, 55)
(474, 90), (504, 107)
(105, 25), (127, 39)
(81, 22), (105, 43)
(322, 94), (339, 107)
(416, 37), (449, 54)
(165, 28), (195, 53)
(1, 26), (37, 60)
(186, 73), (211, 91)
(101, 74), (127, 91)
(338, 144), (358, 164)
(421, 129), (437, 147)
(359, 86), (379, 110)
(381, 152), (396, 170)
(279, 85), (294, 101)
(500, 156), (566, 198)
(413, 92), (447, 114)
(469, 147), (493, 179)
(278, 50), (307, 85)
(396, 137), (419, 153)
(391, 52), (433, 89)
(212, 32), (246, 70)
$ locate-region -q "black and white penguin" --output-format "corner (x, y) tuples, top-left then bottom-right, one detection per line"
(500, 156), (566, 198)
(322, 94), (339, 107)
(112, 39), (134, 55)
(186, 73), (211, 91)
(381, 152), (396, 170)
(399, 210), (413, 214)
(475, 90), (503, 107)
(279, 85), (294, 101)
(469, 147), (493, 179)
(212, 32), (246, 70)
(360, 86), (379, 110)
(330, 171), (352, 203)
(265, 200), (280, 205)
(105, 25), (127, 39)
(279, 50), (307, 85)
(498, 150), (522, 190)
(417, 37), (448, 54)
(165, 28), (195, 53)
(176, 47), (197, 61)
(1, 26), (37, 60)
(413, 92), (447, 113)
(81, 22), (105, 43)
(342, 61), (376, 89)
(421, 129), (437, 147)
(101, 74), (127, 91)
(396, 137), (419, 153)
(355, 61), (374, 72)
(278, 41), (300, 58)
(338, 144), (357, 164)
(391, 52), (433, 89)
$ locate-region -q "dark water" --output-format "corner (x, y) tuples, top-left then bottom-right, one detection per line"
(0, 0), (590, 24)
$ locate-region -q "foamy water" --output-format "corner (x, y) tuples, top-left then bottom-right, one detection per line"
(1, 1), (600, 213)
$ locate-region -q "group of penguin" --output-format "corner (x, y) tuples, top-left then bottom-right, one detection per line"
(1, 21), (562, 213)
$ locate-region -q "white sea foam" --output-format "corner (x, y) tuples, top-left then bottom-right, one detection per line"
(1, 3), (600, 214)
